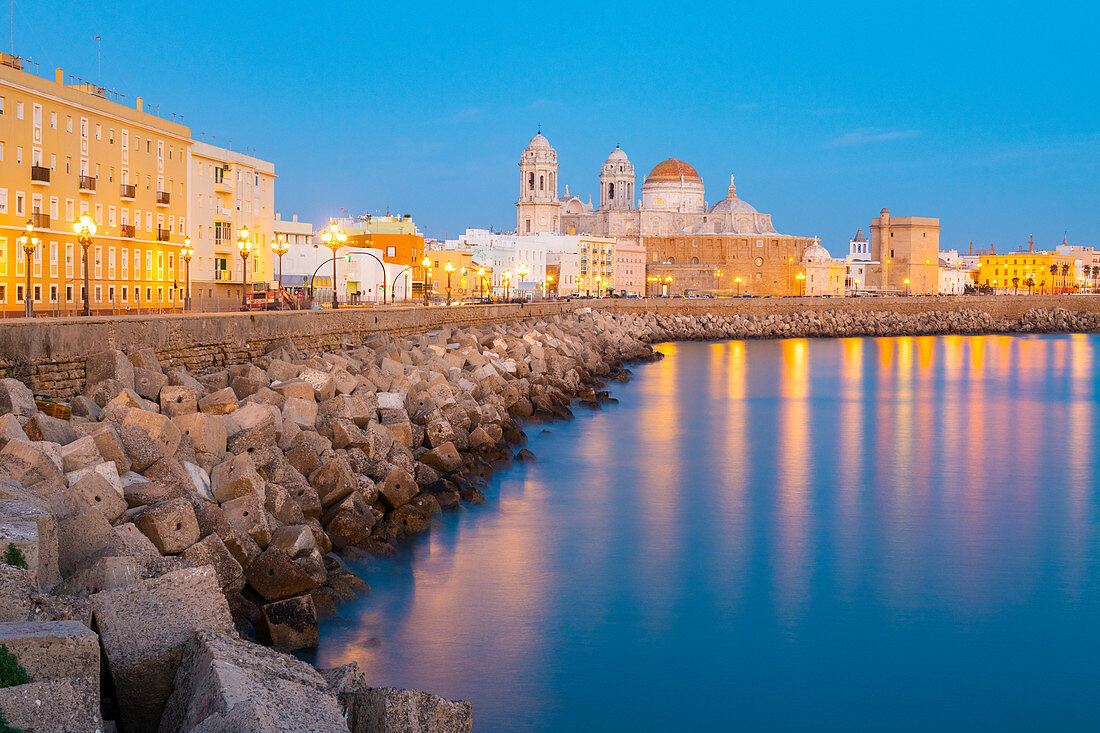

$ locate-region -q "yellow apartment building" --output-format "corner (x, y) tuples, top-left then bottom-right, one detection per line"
(0, 56), (192, 315)
(423, 249), (476, 298)
(977, 252), (1078, 294)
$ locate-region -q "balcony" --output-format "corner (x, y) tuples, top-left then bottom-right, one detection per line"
(120, 184), (136, 200)
(31, 212), (50, 229)
(214, 177), (233, 194)
(215, 269), (234, 281)
(214, 206), (233, 222)
(155, 190), (170, 206)
(120, 224), (136, 238)
(78, 175), (97, 193)
(31, 165), (50, 184)
(156, 227), (171, 242)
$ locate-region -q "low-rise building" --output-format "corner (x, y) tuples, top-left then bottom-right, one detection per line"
(977, 251), (1077, 294)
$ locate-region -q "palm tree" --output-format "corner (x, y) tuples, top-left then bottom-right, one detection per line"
(1027, 276), (1035, 294)
(1049, 263), (1058, 294)
(1012, 276), (1020, 295)
(1085, 265), (1093, 293)
(1061, 264), (1071, 292)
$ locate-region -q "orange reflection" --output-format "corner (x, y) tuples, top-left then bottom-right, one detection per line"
(775, 338), (810, 622)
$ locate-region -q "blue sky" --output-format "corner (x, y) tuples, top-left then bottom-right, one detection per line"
(35, 1), (1100, 255)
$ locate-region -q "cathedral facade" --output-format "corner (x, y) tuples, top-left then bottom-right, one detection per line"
(515, 132), (821, 296)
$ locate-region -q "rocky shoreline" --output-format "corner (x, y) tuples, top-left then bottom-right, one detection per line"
(0, 304), (1096, 732)
(0, 308), (656, 732)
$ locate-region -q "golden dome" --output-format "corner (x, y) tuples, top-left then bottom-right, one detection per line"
(645, 158), (700, 182)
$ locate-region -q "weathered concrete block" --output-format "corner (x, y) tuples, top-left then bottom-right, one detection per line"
(265, 482), (306, 526)
(58, 434), (102, 473)
(123, 408), (182, 457)
(66, 471), (128, 522)
(244, 546), (322, 602)
(272, 378), (315, 402)
(210, 452), (265, 502)
(159, 632), (348, 733)
(355, 687), (473, 733)
(225, 402), (278, 454)
(419, 442), (463, 474)
(0, 676), (103, 733)
(0, 438), (63, 484)
(283, 396), (319, 428)
(134, 497), (201, 554)
(119, 423), (166, 472)
(76, 422), (132, 473)
(160, 384), (199, 418)
(298, 367), (337, 402)
(0, 500), (58, 585)
(198, 387), (239, 415)
(182, 533), (245, 593)
(221, 494), (271, 548)
(51, 555), (189, 597)
(114, 521), (164, 558)
(309, 459), (357, 509)
(65, 460), (123, 500)
(0, 619), (99, 680)
(86, 349), (136, 390)
(57, 506), (121, 577)
(378, 466), (418, 510)
(262, 594), (319, 650)
(90, 565), (235, 733)
(134, 365), (170, 401)
(268, 524), (317, 559)
(173, 411), (228, 457)
(22, 412), (78, 445)
(0, 377), (36, 422)
(0, 520), (39, 584)
(0, 412), (29, 448)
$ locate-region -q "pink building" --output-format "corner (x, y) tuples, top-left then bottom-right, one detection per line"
(613, 238), (647, 296)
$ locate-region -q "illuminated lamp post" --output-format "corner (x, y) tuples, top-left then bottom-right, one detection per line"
(795, 271), (806, 296)
(734, 275), (742, 297)
(715, 268), (723, 296)
(478, 266), (486, 300)
(787, 256), (794, 296)
(546, 273), (554, 297)
(460, 265), (467, 298)
(73, 213), (97, 316)
(444, 261), (455, 305)
(182, 237), (194, 311)
(237, 226), (252, 310)
(517, 262), (529, 300)
(883, 258), (891, 294)
(421, 255), (432, 305)
(18, 221), (39, 318)
(272, 235), (289, 296)
(576, 275), (584, 297)
(664, 274), (673, 297)
(594, 273), (602, 297)
(320, 223), (347, 309)
(503, 269), (512, 299)
(903, 277), (911, 296)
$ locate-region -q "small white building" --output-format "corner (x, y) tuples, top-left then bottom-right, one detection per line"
(844, 227), (877, 294)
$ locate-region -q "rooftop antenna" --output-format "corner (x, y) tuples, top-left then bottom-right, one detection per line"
(10, 0), (13, 56)
(93, 35), (101, 81)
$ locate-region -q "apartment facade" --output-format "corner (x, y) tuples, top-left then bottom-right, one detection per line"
(0, 57), (191, 314)
(188, 141), (275, 310)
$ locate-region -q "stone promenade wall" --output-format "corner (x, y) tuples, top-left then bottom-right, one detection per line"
(0, 302), (577, 397)
(2, 295), (1100, 398)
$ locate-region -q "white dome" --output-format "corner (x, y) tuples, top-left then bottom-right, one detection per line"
(525, 133), (552, 151)
(802, 243), (831, 262)
(606, 146), (629, 163)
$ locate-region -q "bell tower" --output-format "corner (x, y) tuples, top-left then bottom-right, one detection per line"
(516, 132), (561, 234)
(599, 146), (635, 212)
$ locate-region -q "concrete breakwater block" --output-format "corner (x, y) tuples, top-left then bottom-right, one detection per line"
(0, 619), (103, 733)
(90, 564), (235, 733)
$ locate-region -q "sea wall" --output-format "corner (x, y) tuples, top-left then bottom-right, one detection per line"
(2, 295), (1100, 397)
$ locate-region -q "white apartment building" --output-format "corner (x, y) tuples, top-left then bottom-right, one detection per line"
(188, 141), (275, 309)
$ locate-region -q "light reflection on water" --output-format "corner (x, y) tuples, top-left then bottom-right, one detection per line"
(309, 334), (1100, 731)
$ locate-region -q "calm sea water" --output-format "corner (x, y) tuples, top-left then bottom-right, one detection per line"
(311, 334), (1100, 731)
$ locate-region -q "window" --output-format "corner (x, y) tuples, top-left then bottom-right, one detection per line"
(95, 124), (101, 140)
(66, 115), (72, 132)
(15, 101), (23, 119)
(49, 284), (57, 303)
(94, 285), (102, 303)
(108, 285), (115, 303)
(65, 243), (73, 278)
(15, 146), (21, 165)
(33, 285), (40, 302)
(65, 284), (72, 302)
(121, 286), (127, 302)
(50, 112), (56, 129)
(15, 192), (23, 216)
(49, 243), (57, 278)
(0, 189), (7, 214)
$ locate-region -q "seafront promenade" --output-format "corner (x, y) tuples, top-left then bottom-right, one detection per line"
(0, 295), (1098, 398)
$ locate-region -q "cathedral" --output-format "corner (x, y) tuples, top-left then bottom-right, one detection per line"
(515, 133), (826, 296)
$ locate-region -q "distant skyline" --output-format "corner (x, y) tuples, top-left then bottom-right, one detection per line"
(34, 1), (1100, 256)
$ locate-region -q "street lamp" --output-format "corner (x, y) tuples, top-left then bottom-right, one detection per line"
(182, 237), (194, 311)
(444, 261), (455, 305)
(576, 275), (584, 297)
(715, 268), (723, 296)
(664, 274), (673, 297)
(503, 269), (512, 299)
(421, 255), (432, 305)
(237, 226), (252, 311)
(517, 262), (529, 300)
(795, 271), (806, 296)
(903, 277), (911, 295)
(272, 235), (289, 296)
(787, 256), (794, 295)
(320, 223), (347, 309)
(883, 258), (891, 294)
(594, 273), (602, 298)
(477, 266), (486, 300)
(460, 266), (467, 297)
(18, 221), (39, 319)
(546, 273), (554, 297)
(734, 275), (742, 297)
(73, 213), (97, 316)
